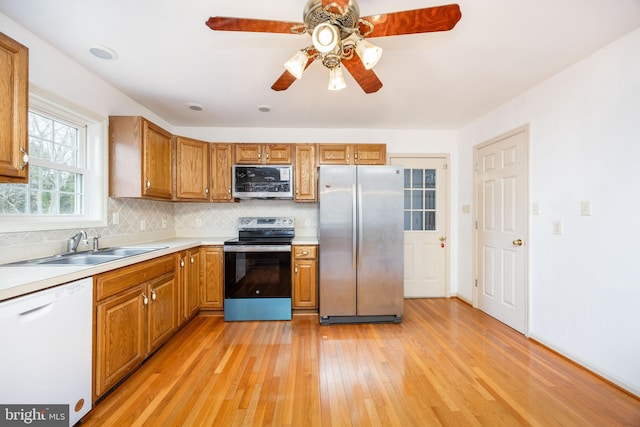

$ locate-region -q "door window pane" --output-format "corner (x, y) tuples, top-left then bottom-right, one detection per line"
(403, 168), (437, 231)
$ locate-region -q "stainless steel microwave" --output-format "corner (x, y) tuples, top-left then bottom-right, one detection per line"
(232, 165), (293, 199)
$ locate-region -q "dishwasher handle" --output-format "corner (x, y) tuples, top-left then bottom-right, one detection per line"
(18, 302), (54, 321)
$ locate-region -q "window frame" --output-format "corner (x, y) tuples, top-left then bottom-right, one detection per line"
(0, 93), (108, 232)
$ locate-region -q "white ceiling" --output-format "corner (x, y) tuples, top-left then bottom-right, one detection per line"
(1, 0), (640, 129)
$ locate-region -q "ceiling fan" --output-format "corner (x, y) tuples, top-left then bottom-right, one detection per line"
(206, 0), (461, 93)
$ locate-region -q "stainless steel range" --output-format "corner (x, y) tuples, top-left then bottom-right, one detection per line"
(223, 217), (294, 321)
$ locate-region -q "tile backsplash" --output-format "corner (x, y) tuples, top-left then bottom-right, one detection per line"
(174, 199), (318, 237)
(0, 198), (318, 263)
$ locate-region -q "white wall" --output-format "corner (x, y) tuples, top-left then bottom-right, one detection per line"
(458, 28), (640, 395)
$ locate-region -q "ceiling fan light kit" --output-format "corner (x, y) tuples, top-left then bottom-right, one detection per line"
(328, 65), (347, 91)
(206, 0), (462, 93)
(284, 50), (310, 80)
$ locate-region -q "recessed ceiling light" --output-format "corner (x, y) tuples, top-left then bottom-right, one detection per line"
(187, 103), (204, 111)
(89, 44), (118, 60)
(258, 105), (271, 113)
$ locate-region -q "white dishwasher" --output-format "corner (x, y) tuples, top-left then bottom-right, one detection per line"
(0, 278), (93, 426)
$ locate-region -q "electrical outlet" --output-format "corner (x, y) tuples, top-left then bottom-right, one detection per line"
(581, 201), (592, 216)
(112, 212), (119, 225)
(195, 218), (202, 228)
(140, 220), (146, 231)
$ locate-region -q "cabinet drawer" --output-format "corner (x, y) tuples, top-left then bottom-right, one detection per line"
(95, 254), (176, 301)
(294, 246), (317, 259)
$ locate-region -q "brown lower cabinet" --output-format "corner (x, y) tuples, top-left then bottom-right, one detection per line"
(94, 254), (178, 399)
(292, 245), (318, 309)
(177, 248), (201, 325)
(201, 246), (224, 310)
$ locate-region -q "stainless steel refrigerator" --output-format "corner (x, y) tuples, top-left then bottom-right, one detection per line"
(319, 165), (404, 324)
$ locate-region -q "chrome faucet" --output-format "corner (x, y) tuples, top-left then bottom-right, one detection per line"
(68, 230), (88, 252)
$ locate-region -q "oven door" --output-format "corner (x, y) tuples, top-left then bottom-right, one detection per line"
(224, 246), (292, 298)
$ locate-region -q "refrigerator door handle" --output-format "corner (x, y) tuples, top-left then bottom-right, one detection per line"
(358, 183), (364, 271)
(352, 183), (357, 270)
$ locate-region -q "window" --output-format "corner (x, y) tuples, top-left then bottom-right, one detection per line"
(404, 168), (436, 231)
(0, 94), (107, 232)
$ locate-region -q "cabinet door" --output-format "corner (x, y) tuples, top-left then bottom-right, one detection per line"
(177, 252), (188, 325)
(234, 143), (261, 164)
(176, 137), (209, 200)
(95, 286), (146, 397)
(0, 33), (29, 183)
(265, 144), (291, 164)
(143, 119), (173, 199)
(318, 144), (351, 165)
(293, 259), (318, 308)
(147, 272), (178, 353)
(294, 144), (316, 202)
(201, 246), (224, 309)
(354, 144), (386, 165)
(210, 143), (234, 201)
(186, 249), (201, 317)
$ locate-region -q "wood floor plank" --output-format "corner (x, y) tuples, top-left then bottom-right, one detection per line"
(82, 299), (640, 426)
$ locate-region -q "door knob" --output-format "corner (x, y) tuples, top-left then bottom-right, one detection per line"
(513, 239), (523, 247)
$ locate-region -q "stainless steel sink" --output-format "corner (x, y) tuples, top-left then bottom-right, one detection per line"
(6, 246), (166, 266)
(39, 254), (123, 265)
(92, 247), (161, 257)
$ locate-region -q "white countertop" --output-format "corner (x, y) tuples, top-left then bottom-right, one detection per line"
(0, 236), (318, 302)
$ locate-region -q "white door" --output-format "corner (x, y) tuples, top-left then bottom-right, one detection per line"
(475, 126), (529, 333)
(390, 156), (449, 297)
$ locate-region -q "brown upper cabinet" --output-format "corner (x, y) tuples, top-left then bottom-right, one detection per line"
(109, 116), (174, 200)
(175, 136), (209, 201)
(0, 32), (29, 183)
(210, 143), (234, 202)
(294, 144), (316, 202)
(235, 143), (291, 164)
(318, 144), (386, 165)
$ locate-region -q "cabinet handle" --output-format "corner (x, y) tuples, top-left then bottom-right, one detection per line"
(190, 256), (195, 264)
(302, 251), (309, 255)
(150, 289), (157, 301)
(228, 187), (231, 194)
(142, 293), (149, 305)
(295, 264), (298, 274)
(19, 147), (29, 170)
(205, 187), (209, 195)
(257, 152), (261, 159)
(145, 178), (151, 189)
(265, 152), (269, 160)
(354, 153), (358, 162)
(180, 258), (185, 268)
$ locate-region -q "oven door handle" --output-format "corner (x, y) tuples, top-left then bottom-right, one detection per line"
(224, 245), (292, 253)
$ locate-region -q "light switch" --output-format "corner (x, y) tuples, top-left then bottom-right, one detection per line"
(553, 220), (563, 235)
(112, 212), (119, 225)
(581, 200), (592, 216)
(462, 204), (471, 214)
(532, 202), (540, 215)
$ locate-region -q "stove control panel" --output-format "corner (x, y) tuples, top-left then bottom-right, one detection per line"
(238, 217), (294, 229)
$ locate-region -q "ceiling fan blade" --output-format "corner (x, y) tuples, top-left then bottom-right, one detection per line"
(271, 57), (316, 91)
(342, 56), (383, 94)
(360, 4), (461, 38)
(206, 17), (302, 34)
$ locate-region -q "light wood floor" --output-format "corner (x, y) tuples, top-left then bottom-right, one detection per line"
(81, 299), (640, 426)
